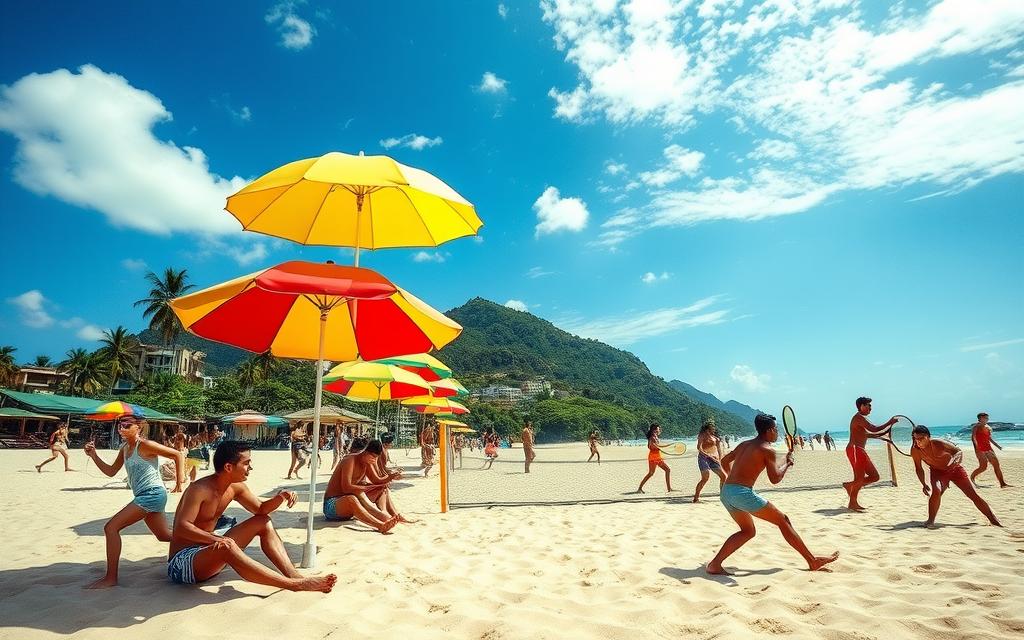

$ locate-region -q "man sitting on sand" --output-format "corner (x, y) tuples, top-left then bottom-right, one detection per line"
(843, 396), (898, 511)
(707, 414), (839, 575)
(323, 439), (399, 533)
(369, 433), (416, 524)
(969, 412), (1010, 488)
(911, 425), (1002, 528)
(167, 440), (336, 592)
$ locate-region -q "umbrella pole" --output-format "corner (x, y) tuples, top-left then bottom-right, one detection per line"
(301, 309), (328, 569)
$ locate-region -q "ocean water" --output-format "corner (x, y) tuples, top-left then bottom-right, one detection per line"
(620, 424), (1024, 451)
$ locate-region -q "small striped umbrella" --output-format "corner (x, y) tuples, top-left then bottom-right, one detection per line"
(427, 377), (468, 399)
(372, 352), (452, 381)
(84, 401), (145, 421)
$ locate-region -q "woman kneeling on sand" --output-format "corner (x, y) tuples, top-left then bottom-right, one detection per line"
(83, 416), (185, 588)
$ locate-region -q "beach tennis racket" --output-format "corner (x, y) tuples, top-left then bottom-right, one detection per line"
(782, 405), (797, 452)
(877, 415), (915, 457)
(659, 442), (687, 455)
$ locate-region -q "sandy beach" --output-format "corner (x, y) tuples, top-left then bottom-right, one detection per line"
(1, 443), (1022, 640)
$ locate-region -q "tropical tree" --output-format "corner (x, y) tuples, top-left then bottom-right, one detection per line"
(58, 348), (108, 396)
(98, 326), (140, 392)
(32, 355), (53, 367)
(0, 346), (17, 387)
(134, 268), (195, 347)
(237, 351), (279, 393)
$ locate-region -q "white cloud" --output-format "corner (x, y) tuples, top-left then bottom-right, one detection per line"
(605, 160), (628, 175)
(226, 242), (268, 266)
(533, 186), (589, 236)
(961, 338), (1024, 352)
(498, 3), (508, 19)
(505, 299), (528, 312)
(639, 144), (705, 187)
(8, 290), (54, 328)
(526, 266), (554, 278)
(541, 1), (1024, 244)
(412, 251), (446, 263)
(379, 133), (444, 151)
(76, 324), (106, 341)
(641, 271), (671, 284)
(730, 364), (770, 393)
(562, 295), (728, 346)
(0, 65), (247, 236)
(266, 2), (316, 50)
(120, 258), (148, 272)
(478, 72), (508, 94)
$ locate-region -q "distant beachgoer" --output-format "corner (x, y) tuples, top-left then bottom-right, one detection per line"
(824, 431), (834, 451)
(969, 412), (1010, 488)
(693, 420), (726, 503)
(522, 421), (536, 473)
(323, 439), (400, 533)
(637, 424), (673, 493)
(420, 423), (436, 476)
(185, 434), (206, 483)
(36, 422), (73, 472)
(167, 440), (336, 591)
(332, 424), (343, 470)
(453, 433), (465, 468)
(911, 425), (1002, 528)
(843, 397), (897, 512)
(84, 417), (184, 588)
(707, 414), (839, 575)
(587, 430), (600, 463)
(483, 429), (499, 469)
(286, 424), (309, 479)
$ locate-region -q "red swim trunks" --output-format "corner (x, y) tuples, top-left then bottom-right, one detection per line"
(846, 444), (868, 474)
(930, 464), (968, 486)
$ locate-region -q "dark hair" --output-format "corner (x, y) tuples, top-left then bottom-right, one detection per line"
(380, 432), (394, 445)
(349, 437), (369, 453)
(699, 421), (715, 435)
(364, 439), (384, 455)
(977, 412), (988, 419)
(645, 423), (660, 439)
(856, 396), (872, 408)
(912, 425), (931, 437)
(213, 440), (251, 472)
(754, 413), (777, 435)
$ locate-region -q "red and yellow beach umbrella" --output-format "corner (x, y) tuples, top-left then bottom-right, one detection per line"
(401, 396), (470, 416)
(372, 352), (452, 381)
(427, 377), (468, 398)
(85, 401), (144, 421)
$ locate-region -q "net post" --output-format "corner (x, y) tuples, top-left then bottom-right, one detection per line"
(887, 442), (898, 487)
(438, 422), (449, 513)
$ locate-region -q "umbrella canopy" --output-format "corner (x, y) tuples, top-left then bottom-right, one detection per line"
(322, 361), (432, 399)
(0, 407), (60, 420)
(402, 396), (470, 415)
(372, 352), (452, 381)
(84, 401), (144, 421)
(428, 377), (468, 398)
(169, 260), (462, 361)
(225, 151), (483, 263)
(220, 410), (288, 427)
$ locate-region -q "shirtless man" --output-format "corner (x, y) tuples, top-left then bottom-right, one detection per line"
(969, 412), (1010, 488)
(707, 414), (839, 575)
(522, 421), (536, 473)
(911, 425), (1002, 528)
(322, 439), (399, 533)
(420, 423), (436, 476)
(369, 433), (417, 523)
(166, 440), (336, 592)
(587, 430), (600, 463)
(843, 397), (898, 511)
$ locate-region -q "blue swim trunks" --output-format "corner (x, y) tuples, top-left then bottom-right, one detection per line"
(167, 545), (206, 584)
(697, 452), (722, 473)
(323, 495), (352, 522)
(720, 484), (769, 514)
(133, 486), (168, 513)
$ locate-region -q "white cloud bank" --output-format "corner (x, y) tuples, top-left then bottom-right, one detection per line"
(562, 295), (728, 346)
(533, 186), (589, 236)
(379, 133), (444, 150)
(730, 364), (771, 393)
(8, 290), (54, 328)
(540, 0), (1024, 244)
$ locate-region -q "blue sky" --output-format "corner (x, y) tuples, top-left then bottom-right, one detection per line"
(1, 1), (1021, 429)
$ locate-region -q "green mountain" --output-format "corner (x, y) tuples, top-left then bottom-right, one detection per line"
(668, 379), (764, 425)
(438, 298), (752, 438)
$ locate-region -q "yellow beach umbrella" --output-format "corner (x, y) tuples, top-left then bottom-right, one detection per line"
(322, 360), (432, 434)
(401, 396), (470, 416)
(226, 151), (483, 265)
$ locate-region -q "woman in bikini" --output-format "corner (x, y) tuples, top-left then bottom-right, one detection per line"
(587, 430), (601, 463)
(693, 420), (727, 502)
(637, 423), (673, 493)
(286, 424), (309, 479)
(83, 416), (184, 588)
(37, 422), (73, 472)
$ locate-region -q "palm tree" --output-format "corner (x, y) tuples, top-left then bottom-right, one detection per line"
(31, 355), (53, 367)
(58, 348), (108, 396)
(98, 326), (140, 392)
(0, 346), (17, 387)
(236, 352), (278, 392)
(134, 268), (195, 347)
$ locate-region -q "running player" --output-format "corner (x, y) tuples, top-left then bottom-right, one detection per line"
(969, 412), (1011, 488)
(843, 396), (897, 511)
(637, 424), (673, 493)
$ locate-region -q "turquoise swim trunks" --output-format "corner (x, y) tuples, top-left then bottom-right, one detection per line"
(323, 495), (352, 521)
(720, 484), (768, 513)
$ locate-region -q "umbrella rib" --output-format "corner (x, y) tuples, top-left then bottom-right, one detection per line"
(399, 187), (440, 246)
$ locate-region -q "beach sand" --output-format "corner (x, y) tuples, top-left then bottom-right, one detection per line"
(1, 444), (1022, 639)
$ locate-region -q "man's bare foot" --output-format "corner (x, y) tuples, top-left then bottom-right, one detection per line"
(706, 563), (733, 576)
(666, 488), (676, 492)
(842, 481), (854, 498)
(989, 517), (1003, 527)
(397, 514), (419, 524)
(807, 552), (839, 571)
(847, 503), (866, 512)
(636, 488), (645, 494)
(693, 498), (702, 503)
(84, 576), (118, 589)
(378, 516), (399, 534)
(1000, 484), (1012, 489)
(293, 573), (337, 593)
(35, 465), (41, 473)
(922, 520), (937, 529)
